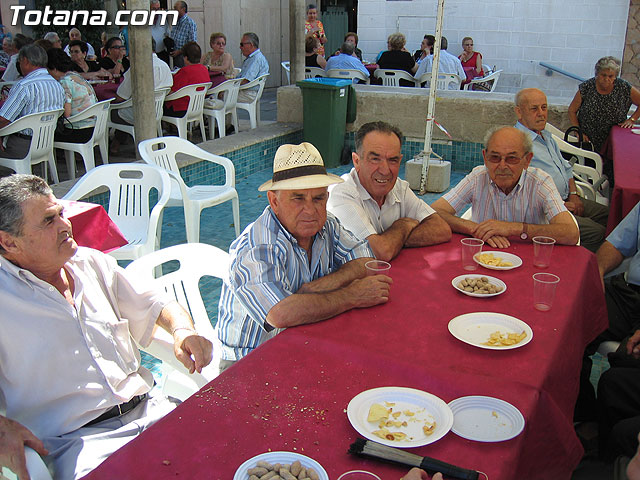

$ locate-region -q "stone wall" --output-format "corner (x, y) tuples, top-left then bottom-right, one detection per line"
(622, 0), (640, 86)
(277, 85), (571, 144)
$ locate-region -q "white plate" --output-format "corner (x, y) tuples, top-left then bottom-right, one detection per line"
(233, 451), (328, 480)
(473, 251), (522, 270)
(448, 396), (525, 442)
(346, 387), (453, 448)
(452, 274), (507, 298)
(448, 312), (533, 350)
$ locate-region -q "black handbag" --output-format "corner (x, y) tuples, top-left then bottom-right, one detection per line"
(564, 125), (593, 151)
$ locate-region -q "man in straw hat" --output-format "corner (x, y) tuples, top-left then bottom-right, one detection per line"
(216, 143), (392, 372)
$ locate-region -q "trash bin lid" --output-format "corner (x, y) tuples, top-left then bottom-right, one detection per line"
(297, 78), (352, 88)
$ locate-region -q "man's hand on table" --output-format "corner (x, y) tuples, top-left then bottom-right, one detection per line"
(626, 330), (640, 359)
(484, 235), (510, 249)
(472, 220), (517, 246)
(400, 468), (442, 480)
(565, 195), (584, 217)
(0, 415), (48, 480)
(172, 330), (213, 374)
(347, 274), (392, 308)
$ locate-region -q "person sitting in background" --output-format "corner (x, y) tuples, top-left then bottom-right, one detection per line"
(0, 44), (65, 160)
(305, 4), (327, 57)
(237, 32), (269, 102)
(414, 34), (435, 65)
(47, 48), (98, 145)
(305, 35), (327, 69)
(0, 35), (14, 67)
(432, 126), (579, 248)
(99, 31), (108, 59)
(43, 32), (62, 49)
(1, 34), (33, 81)
(98, 37), (129, 77)
(328, 121), (451, 261)
(34, 39), (53, 52)
(325, 41), (369, 82)
(164, 41), (209, 118)
(377, 32), (418, 86)
(150, 0), (170, 64)
(333, 32), (363, 61)
(68, 40), (111, 81)
(458, 36), (483, 85)
(568, 56), (640, 153)
(414, 36), (466, 88)
(514, 88), (608, 252)
(202, 32), (235, 79)
(63, 28), (95, 59)
(216, 143), (390, 371)
(0, 174), (212, 480)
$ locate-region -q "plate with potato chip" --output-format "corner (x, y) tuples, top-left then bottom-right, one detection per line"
(448, 312), (533, 350)
(448, 395), (525, 442)
(346, 386), (453, 448)
(473, 251), (522, 270)
(233, 451), (328, 480)
(452, 274), (507, 297)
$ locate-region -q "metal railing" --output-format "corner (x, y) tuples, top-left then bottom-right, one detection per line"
(539, 62), (586, 82)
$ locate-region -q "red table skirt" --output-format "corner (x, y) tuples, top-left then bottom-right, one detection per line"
(604, 126), (640, 234)
(86, 236), (607, 480)
(60, 199), (127, 253)
(92, 79), (122, 101)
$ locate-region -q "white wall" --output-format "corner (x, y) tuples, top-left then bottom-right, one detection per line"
(357, 0), (630, 99)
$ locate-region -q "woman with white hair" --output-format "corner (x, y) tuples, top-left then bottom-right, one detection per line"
(377, 32), (418, 86)
(568, 56), (640, 152)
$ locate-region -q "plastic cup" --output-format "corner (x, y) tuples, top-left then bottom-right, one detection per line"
(461, 238), (484, 271)
(337, 471), (382, 480)
(365, 260), (391, 276)
(533, 273), (560, 311)
(533, 236), (556, 268)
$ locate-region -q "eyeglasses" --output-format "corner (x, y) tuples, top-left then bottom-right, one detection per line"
(213, 41), (226, 46)
(239, 42), (250, 46)
(110, 45), (126, 49)
(486, 154), (522, 165)
(464, 43), (473, 46)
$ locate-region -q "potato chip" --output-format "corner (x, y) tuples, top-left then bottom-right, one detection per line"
(367, 403), (390, 422)
(483, 330), (527, 347)
(476, 253), (513, 267)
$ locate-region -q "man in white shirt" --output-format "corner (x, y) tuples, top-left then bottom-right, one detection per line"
(110, 38), (173, 153)
(327, 122), (451, 261)
(415, 36), (465, 89)
(0, 174), (212, 479)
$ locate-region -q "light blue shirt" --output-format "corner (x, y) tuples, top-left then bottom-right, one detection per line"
(325, 53), (369, 80)
(515, 122), (573, 200)
(217, 206), (373, 361)
(607, 201), (640, 286)
(415, 50), (465, 88)
(239, 48), (269, 91)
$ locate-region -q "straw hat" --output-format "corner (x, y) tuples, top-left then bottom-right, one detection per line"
(258, 142), (343, 191)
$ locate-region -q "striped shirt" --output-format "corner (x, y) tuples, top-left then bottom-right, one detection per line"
(170, 14), (197, 50)
(442, 165), (567, 224)
(0, 68), (65, 135)
(217, 206), (373, 361)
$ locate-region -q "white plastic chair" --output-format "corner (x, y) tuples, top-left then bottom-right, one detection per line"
(573, 163), (610, 205)
(138, 137), (240, 242)
(281, 60), (290, 84)
(0, 109), (63, 183)
(63, 163), (171, 262)
(161, 81), (211, 141)
(415, 72), (461, 90)
(107, 88), (169, 144)
(54, 99), (111, 180)
(236, 74), (269, 130)
(304, 67), (326, 79)
(154, 87), (171, 137)
(203, 78), (242, 139)
(125, 243), (229, 400)
(374, 68), (416, 87)
(544, 123), (566, 139)
(327, 68), (370, 84)
(463, 69), (502, 92)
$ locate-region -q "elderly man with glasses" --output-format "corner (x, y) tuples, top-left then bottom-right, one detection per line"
(432, 126), (579, 248)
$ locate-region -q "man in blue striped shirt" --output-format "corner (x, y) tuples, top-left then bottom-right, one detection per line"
(217, 143), (391, 371)
(432, 126), (579, 248)
(0, 44), (64, 159)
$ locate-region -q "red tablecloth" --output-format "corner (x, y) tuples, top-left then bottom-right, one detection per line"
(86, 236), (607, 480)
(93, 78), (122, 101)
(604, 126), (640, 234)
(209, 70), (228, 88)
(60, 199), (127, 253)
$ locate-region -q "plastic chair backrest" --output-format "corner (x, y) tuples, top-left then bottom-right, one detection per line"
(464, 69), (502, 92)
(165, 82), (211, 122)
(0, 109), (62, 162)
(374, 69), (416, 87)
(238, 74), (268, 98)
(154, 87), (170, 122)
(62, 163), (171, 248)
(304, 67), (326, 79)
(550, 132), (603, 174)
(63, 99), (112, 144)
(327, 68), (368, 83)
(416, 72), (461, 90)
(281, 61), (290, 83)
(206, 78), (242, 111)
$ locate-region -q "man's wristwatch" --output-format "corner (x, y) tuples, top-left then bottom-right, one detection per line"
(520, 222), (529, 240)
(569, 191), (578, 196)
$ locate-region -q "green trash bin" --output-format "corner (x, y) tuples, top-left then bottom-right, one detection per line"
(296, 78), (356, 168)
